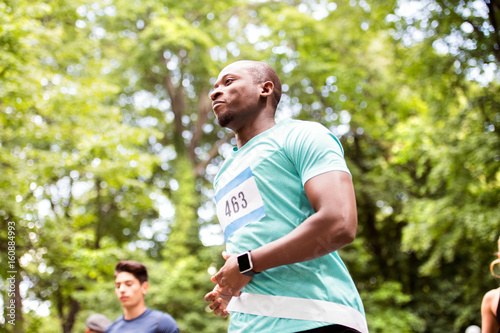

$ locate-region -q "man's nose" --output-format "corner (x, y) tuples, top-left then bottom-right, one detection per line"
(210, 88), (221, 101)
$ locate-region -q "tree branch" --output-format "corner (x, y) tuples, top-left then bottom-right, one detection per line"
(486, 0), (500, 62)
(188, 88), (211, 162)
(193, 132), (234, 177)
(162, 58), (184, 140)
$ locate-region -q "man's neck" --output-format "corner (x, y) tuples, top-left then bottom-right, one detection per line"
(123, 303), (147, 321)
(235, 117), (276, 148)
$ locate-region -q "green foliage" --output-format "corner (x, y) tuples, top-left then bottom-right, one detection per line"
(362, 281), (426, 333)
(1, 0), (499, 332)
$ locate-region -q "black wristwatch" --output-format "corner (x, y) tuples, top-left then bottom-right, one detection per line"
(237, 251), (258, 276)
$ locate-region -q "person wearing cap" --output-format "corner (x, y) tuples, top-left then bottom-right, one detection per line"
(85, 313), (111, 333)
(107, 260), (179, 333)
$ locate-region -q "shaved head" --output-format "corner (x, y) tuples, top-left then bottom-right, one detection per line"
(226, 60), (282, 109)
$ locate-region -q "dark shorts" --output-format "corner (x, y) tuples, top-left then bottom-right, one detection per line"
(296, 324), (361, 333)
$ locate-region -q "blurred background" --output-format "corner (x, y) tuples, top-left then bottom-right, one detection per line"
(1, 0), (499, 332)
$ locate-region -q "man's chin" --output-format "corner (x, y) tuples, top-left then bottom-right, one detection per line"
(216, 113), (234, 128)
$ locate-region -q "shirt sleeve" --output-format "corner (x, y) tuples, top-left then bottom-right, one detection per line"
(284, 121), (350, 185)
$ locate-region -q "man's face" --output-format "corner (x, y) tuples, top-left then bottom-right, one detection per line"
(115, 271), (148, 309)
(210, 62), (262, 129)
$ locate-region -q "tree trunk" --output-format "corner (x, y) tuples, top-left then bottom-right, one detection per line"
(62, 298), (80, 333)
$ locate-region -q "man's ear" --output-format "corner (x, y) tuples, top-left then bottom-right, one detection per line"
(260, 81), (274, 97)
(141, 281), (149, 295)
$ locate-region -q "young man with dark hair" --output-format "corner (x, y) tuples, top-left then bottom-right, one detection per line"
(107, 260), (179, 333)
(204, 60), (367, 333)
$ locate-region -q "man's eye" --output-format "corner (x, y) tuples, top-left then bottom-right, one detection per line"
(225, 79), (233, 84)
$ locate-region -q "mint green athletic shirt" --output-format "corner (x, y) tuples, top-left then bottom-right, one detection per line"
(214, 118), (365, 333)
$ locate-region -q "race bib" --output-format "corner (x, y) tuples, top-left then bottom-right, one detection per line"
(215, 167), (266, 240)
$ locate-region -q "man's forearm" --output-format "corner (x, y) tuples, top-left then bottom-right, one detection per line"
(251, 210), (356, 273)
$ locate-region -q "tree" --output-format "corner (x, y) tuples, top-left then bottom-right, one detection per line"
(1, 0), (165, 331)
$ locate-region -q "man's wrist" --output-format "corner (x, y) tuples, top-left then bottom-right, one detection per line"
(237, 251), (258, 276)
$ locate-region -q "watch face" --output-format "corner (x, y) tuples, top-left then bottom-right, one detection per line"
(238, 253), (252, 272)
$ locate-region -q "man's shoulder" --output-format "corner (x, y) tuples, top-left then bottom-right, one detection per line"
(141, 308), (176, 323)
(105, 315), (124, 332)
(277, 118), (334, 142)
(149, 308), (174, 319)
(278, 117), (323, 126)
(277, 118), (329, 135)
(149, 309), (179, 333)
(278, 118), (345, 159)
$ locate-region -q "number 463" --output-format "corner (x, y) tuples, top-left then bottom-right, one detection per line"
(225, 191), (248, 217)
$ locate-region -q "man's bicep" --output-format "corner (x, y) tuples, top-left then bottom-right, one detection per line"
(304, 170), (356, 215)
